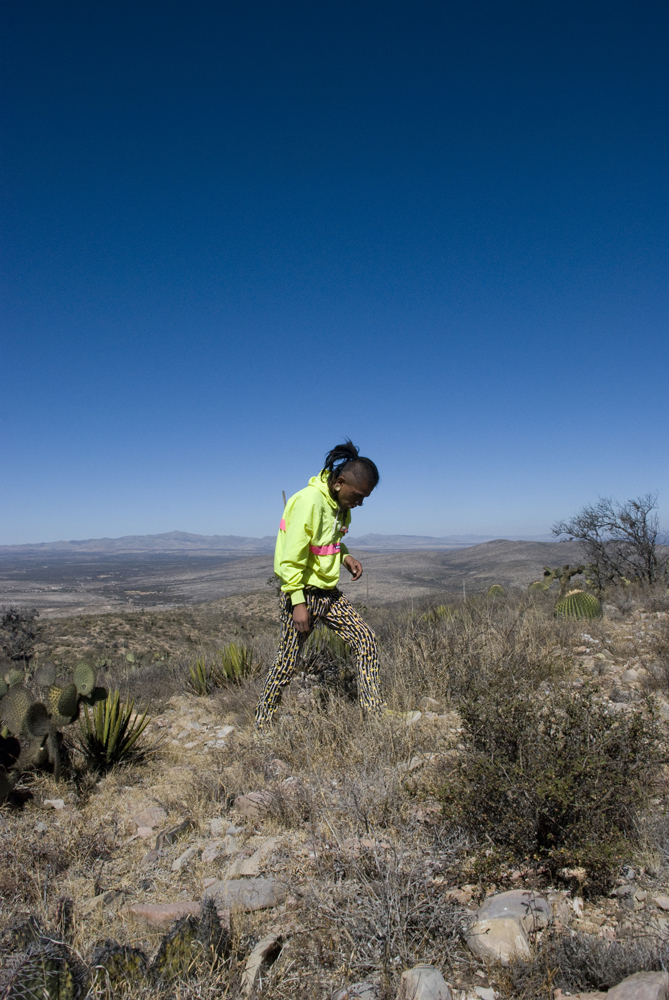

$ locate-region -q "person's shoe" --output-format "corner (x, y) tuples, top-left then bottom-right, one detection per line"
(383, 708), (422, 725)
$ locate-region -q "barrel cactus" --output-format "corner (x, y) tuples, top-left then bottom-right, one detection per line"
(487, 584), (506, 598)
(554, 589), (602, 620)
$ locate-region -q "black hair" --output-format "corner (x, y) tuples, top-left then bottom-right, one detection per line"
(323, 439), (380, 488)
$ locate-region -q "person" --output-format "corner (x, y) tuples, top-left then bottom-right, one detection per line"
(255, 440), (384, 729)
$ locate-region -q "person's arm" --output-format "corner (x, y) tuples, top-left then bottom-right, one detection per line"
(343, 554), (363, 580)
(277, 494), (314, 630)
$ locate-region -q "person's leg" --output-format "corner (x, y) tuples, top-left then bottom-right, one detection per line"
(254, 589), (331, 729)
(255, 594), (306, 729)
(321, 593), (384, 715)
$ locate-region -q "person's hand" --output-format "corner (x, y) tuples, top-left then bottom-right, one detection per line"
(343, 555), (363, 581)
(292, 602), (310, 632)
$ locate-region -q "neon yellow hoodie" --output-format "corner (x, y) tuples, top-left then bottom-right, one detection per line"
(275, 470), (351, 605)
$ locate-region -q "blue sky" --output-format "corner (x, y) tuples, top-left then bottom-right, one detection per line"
(2, 0), (667, 544)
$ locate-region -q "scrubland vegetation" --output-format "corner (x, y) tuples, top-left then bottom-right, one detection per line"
(2, 550), (669, 997)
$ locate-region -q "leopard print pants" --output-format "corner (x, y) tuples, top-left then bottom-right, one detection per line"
(254, 587), (383, 729)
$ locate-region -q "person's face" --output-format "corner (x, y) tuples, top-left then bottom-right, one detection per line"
(333, 472), (374, 509)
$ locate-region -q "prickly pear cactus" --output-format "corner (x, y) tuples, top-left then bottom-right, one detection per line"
(555, 589), (602, 620)
(0, 940), (86, 1000)
(0, 662), (105, 800)
(73, 663), (95, 697)
(0, 686), (32, 736)
(89, 939), (148, 988)
(487, 584), (506, 598)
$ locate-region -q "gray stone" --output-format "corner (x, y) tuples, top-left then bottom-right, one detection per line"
(235, 791), (277, 820)
(476, 889), (551, 932)
(653, 895), (669, 911)
(209, 817), (226, 836)
(607, 972), (669, 1000)
(466, 917), (531, 966)
(133, 806), (167, 829)
(121, 901), (202, 927)
(398, 964), (451, 999)
(204, 876), (286, 912)
(241, 932), (283, 995)
(334, 984), (378, 1000)
(235, 836), (282, 876)
(80, 889), (126, 915)
(172, 845), (199, 871)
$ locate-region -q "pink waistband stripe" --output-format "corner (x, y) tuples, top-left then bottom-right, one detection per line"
(279, 519), (286, 531)
(310, 544), (341, 555)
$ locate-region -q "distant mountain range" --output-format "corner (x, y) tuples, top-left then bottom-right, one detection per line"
(0, 529), (557, 557)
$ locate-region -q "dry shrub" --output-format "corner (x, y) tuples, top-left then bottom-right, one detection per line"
(501, 931), (669, 998)
(440, 670), (665, 890)
(376, 595), (575, 709)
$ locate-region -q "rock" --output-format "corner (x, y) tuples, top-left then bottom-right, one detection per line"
(34, 821), (48, 833)
(418, 697), (441, 712)
(235, 791), (277, 820)
(398, 964), (451, 999)
(172, 846), (199, 871)
(43, 798), (65, 810)
(204, 877), (286, 912)
(136, 826), (154, 839)
(466, 917), (531, 966)
(133, 806), (167, 829)
(80, 889), (126, 915)
(209, 818), (227, 836)
(202, 840), (224, 863)
(121, 901), (201, 927)
(653, 895), (669, 911)
(607, 972), (669, 1000)
(474, 989), (496, 1000)
(235, 836), (283, 877)
(241, 932), (283, 995)
(334, 984), (378, 1000)
(476, 889), (552, 932)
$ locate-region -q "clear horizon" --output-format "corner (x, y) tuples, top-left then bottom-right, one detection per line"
(2, 1), (667, 546)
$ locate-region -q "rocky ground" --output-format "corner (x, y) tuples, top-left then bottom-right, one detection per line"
(2, 592), (669, 998)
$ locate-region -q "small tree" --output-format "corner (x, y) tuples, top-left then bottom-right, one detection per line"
(552, 493), (667, 589)
(0, 606), (39, 664)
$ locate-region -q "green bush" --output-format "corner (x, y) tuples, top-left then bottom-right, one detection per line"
(439, 672), (664, 890)
(187, 643), (254, 696)
(76, 690), (156, 773)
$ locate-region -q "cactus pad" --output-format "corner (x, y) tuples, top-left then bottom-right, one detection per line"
(0, 679), (7, 698)
(0, 686), (32, 736)
(47, 683), (79, 726)
(34, 663), (56, 688)
(0, 769), (16, 801)
(90, 939), (148, 987)
(555, 589), (602, 620)
(25, 703), (51, 739)
(151, 915), (200, 980)
(73, 663), (95, 697)
(528, 580), (548, 593)
(487, 584), (506, 598)
(0, 940), (85, 1000)
(6, 668), (25, 688)
(16, 737), (48, 772)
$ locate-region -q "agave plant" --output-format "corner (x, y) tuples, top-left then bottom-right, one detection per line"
(77, 690), (156, 773)
(188, 657), (210, 696)
(214, 642), (254, 684)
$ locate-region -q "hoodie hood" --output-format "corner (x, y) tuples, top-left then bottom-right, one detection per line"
(309, 470), (338, 509)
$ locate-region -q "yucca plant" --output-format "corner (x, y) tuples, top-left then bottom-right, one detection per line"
(77, 690), (155, 773)
(212, 643), (254, 685)
(188, 657), (210, 696)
